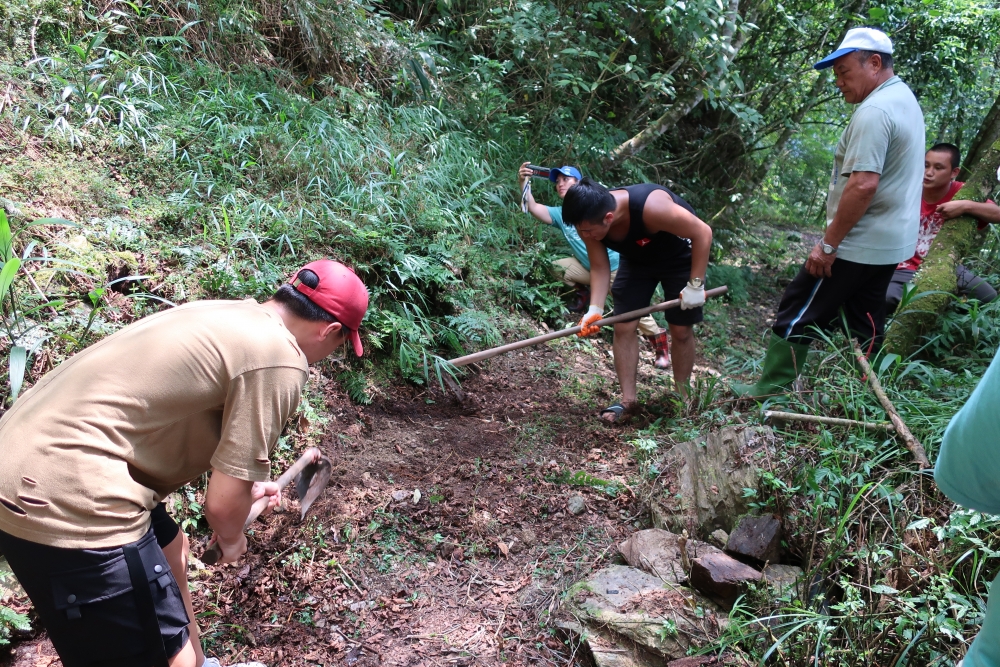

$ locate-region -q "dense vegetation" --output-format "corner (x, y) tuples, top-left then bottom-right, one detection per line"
(3, 0), (1000, 663)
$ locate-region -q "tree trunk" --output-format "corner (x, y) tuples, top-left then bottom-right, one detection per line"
(603, 0), (744, 168)
(960, 93), (1000, 180)
(885, 136), (1000, 355)
(710, 74), (828, 226)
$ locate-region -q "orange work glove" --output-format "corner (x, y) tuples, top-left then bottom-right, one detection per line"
(577, 305), (603, 337)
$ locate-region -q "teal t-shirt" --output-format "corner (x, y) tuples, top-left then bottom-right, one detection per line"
(546, 206), (620, 272)
(936, 346), (1000, 515)
(828, 76), (924, 265)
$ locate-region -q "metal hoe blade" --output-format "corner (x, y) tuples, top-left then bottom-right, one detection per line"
(294, 455), (332, 519)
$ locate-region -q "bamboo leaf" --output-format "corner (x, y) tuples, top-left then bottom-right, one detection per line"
(0, 257), (21, 302)
(0, 210), (12, 263)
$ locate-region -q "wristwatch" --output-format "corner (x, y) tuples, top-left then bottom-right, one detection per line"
(688, 277), (704, 288)
(821, 242), (837, 255)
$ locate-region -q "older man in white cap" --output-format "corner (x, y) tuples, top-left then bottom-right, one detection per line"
(734, 28), (924, 398)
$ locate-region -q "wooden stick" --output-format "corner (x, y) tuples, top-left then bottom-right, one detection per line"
(852, 341), (931, 469)
(764, 410), (894, 432)
(447, 286), (728, 367)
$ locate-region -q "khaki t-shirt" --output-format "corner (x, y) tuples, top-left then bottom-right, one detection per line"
(0, 300), (308, 549)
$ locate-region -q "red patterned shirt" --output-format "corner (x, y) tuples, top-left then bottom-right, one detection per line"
(897, 181), (965, 272)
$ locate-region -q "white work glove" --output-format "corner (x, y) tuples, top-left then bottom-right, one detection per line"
(679, 282), (706, 310)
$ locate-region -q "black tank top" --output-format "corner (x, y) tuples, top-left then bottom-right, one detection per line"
(602, 184), (696, 266)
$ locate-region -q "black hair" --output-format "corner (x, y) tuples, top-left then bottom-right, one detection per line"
(855, 50), (893, 71)
(562, 177), (616, 226)
(928, 142), (961, 171)
(271, 269), (339, 323)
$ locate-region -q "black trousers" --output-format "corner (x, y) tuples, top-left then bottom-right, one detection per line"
(772, 258), (896, 347)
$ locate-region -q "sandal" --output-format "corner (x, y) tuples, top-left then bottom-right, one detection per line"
(600, 403), (630, 424)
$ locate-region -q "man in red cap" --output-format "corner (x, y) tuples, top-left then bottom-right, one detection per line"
(0, 260), (368, 667)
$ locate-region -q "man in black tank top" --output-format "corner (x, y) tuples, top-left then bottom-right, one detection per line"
(562, 178), (714, 421)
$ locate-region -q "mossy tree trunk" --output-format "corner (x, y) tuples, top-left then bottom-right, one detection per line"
(885, 137), (1000, 355)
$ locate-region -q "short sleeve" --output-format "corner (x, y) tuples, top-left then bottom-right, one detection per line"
(546, 206), (564, 227)
(842, 106), (892, 175)
(935, 349), (1000, 514)
(210, 366), (306, 481)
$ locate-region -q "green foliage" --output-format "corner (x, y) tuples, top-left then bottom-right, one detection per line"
(337, 368), (372, 405)
(712, 328), (1000, 664)
(706, 262), (753, 304)
(0, 604), (30, 646)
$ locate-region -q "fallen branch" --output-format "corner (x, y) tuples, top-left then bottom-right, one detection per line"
(852, 341), (931, 469)
(763, 410), (894, 432)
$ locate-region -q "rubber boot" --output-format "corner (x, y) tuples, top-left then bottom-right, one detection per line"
(646, 332), (670, 369)
(731, 332), (811, 399)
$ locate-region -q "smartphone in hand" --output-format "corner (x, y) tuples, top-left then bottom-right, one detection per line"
(528, 165), (551, 179)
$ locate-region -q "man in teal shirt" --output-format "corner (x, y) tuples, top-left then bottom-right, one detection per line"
(517, 163), (669, 368)
(734, 28), (924, 398)
(938, 348), (1000, 666)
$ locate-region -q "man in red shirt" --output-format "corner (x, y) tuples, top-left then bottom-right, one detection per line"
(886, 143), (1000, 311)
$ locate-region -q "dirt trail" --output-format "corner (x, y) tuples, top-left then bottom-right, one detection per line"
(3, 337), (686, 667)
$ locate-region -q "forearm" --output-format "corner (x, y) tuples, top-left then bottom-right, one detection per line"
(825, 173), (879, 246)
(204, 471), (254, 540)
(689, 227), (712, 281)
(590, 266), (610, 309)
(965, 201), (1000, 223)
(526, 199), (552, 223)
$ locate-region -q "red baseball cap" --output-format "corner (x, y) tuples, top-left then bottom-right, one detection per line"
(289, 260), (369, 356)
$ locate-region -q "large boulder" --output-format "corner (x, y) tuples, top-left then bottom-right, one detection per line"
(649, 426), (776, 537)
(560, 565), (723, 661)
(618, 529), (722, 585)
(556, 618), (660, 667)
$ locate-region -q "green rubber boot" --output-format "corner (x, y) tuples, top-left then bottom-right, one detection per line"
(731, 332), (811, 399)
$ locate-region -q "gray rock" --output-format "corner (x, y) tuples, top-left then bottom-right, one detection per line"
(618, 529), (721, 585)
(567, 494), (587, 516)
(649, 426), (775, 537)
(762, 564), (803, 598)
(709, 529), (729, 547)
(689, 552), (763, 609)
(556, 619), (659, 667)
(561, 565), (722, 660)
(391, 490), (409, 502)
(726, 514), (781, 565)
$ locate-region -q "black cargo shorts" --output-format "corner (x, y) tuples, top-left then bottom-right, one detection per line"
(0, 504), (189, 667)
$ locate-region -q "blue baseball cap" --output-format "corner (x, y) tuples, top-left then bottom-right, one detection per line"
(549, 165), (583, 182)
(814, 27), (893, 70)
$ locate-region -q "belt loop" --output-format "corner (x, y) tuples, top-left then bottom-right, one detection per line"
(122, 544), (170, 667)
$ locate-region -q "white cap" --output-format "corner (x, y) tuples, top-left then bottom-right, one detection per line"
(814, 28), (893, 70)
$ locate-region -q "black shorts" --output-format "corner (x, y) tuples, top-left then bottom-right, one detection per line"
(0, 505), (189, 667)
(611, 257), (703, 326)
